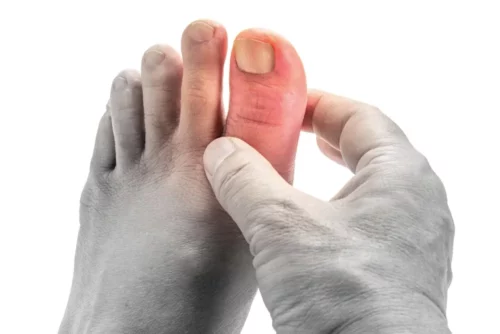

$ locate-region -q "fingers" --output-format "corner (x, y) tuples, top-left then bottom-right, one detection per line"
(316, 137), (345, 167)
(203, 137), (294, 244)
(305, 90), (413, 172)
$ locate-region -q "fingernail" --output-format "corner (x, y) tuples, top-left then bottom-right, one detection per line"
(234, 39), (275, 74)
(204, 138), (236, 177)
(186, 21), (215, 42)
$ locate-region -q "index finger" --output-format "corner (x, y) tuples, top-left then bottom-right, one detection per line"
(303, 90), (414, 173)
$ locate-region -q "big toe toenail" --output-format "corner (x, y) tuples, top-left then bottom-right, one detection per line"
(143, 49), (166, 69)
(234, 39), (275, 74)
(185, 21), (215, 43)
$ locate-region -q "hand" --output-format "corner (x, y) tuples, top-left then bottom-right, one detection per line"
(203, 91), (454, 333)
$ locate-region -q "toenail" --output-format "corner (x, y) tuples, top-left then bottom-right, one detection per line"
(186, 21), (215, 43)
(112, 76), (128, 91)
(234, 39), (275, 74)
(144, 50), (166, 68)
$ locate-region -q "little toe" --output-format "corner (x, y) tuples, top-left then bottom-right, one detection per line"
(178, 20), (227, 148)
(226, 29), (307, 182)
(109, 70), (145, 168)
(141, 45), (183, 154)
(90, 108), (115, 173)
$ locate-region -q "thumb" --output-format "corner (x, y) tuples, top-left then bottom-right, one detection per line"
(203, 137), (294, 241)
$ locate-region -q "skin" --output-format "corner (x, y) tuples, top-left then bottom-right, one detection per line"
(204, 93), (454, 333)
(226, 29), (307, 182)
(59, 20), (307, 334)
(60, 19), (454, 334)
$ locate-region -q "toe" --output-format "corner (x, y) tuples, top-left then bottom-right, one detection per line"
(109, 70), (145, 168)
(178, 20), (227, 148)
(225, 29), (307, 182)
(141, 45), (183, 154)
(91, 108), (115, 172)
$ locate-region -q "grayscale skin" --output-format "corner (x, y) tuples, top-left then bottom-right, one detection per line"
(203, 93), (454, 334)
(59, 22), (257, 334)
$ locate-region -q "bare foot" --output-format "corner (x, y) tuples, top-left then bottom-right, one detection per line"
(59, 21), (308, 334)
(60, 20), (255, 334)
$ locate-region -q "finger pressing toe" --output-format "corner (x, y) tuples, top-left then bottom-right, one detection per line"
(178, 20), (227, 148)
(109, 70), (145, 169)
(91, 108), (115, 172)
(226, 29), (307, 182)
(141, 45), (183, 154)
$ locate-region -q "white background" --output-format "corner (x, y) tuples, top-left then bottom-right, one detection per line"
(1, 1), (499, 333)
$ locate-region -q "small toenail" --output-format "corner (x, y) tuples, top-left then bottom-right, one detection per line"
(186, 21), (215, 43)
(144, 50), (166, 68)
(112, 76), (128, 91)
(234, 39), (275, 74)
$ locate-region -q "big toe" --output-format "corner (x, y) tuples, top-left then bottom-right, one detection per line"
(226, 29), (307, 182)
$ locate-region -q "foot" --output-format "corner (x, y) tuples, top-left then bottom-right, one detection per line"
(59, 20), (307, 334)
(60, 20), (255, 334)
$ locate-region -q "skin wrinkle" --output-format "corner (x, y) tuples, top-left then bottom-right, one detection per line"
(62, 19), (453, 334)
(60, 20), (260, 334)
(205, 89), (453, 333)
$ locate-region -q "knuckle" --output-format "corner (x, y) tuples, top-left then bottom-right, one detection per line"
(246, 198), (315, 256)
(341, 99), (382, 128)
(352, 104), (407, 144)
(187, 86), (209, 105)
(400, 152), (449, 202)
(184, 79), (215, 110)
